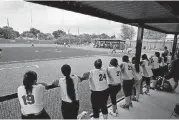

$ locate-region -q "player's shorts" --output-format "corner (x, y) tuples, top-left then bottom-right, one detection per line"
(142, 76), (151, 86)
(123, 80), (133, 97)
(152, 69), (158, 78)
(91, 89), (109, 118)
(108, 84), (121, 105)
(61, 100), (79, 119)
(21, 109), (50, 119)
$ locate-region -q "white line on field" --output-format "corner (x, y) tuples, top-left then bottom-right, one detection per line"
(0, 65), (39, 71)
(0, 54), (107, 64)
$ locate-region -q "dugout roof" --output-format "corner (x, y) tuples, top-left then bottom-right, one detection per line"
(30, 1), (179, 34)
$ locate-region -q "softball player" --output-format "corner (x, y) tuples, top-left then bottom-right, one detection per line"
(17, 71), (50, 119)
(107, 58), (121, 116)
(120, 55), (134, 109)
(80, 59), (109, 119)
(52, 64), (81, 119)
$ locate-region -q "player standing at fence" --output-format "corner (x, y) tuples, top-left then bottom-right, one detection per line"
(141, 54), (153, 95)
(150, 52), (160, 89)
(107, 58), (122, 116)
(120, 55), (134, 109)
(17, 71), (50, 119)
(131, 57), (143, 102)
(52, 64), (81, 119)
(79, 59), (109, 119)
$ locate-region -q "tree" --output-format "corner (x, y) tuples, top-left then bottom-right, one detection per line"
(100, 33), (110, 39)
(21, 31), (35, 38)
(144, 29), (167, 40)
(30, 28), (40, 38)
(38, 32), (46, 40)
(0, 26), (19, 39)
(45, 33), (54, 40)
(111, 35), (116, 39)
(52, 30), (66, 39)
(120, 24), (135, 40)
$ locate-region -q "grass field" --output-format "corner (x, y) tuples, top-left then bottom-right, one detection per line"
(0, 44), (157, 119)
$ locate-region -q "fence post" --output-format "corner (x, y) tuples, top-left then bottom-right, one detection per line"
(172, 34), (178, 60)
(135, 24), (144, 68)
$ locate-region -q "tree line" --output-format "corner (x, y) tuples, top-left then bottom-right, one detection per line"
(0, 25), (166, 43)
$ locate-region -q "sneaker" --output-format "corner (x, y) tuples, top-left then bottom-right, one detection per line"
(145, 91), (150, 96)
(116, 109), (118, 114)
(109, 110), (117, 117)
(120, 104), (129, 110)
(129, 102), (133, 108)
(77, 111), (88, 120)
(132, 97), (137, 101)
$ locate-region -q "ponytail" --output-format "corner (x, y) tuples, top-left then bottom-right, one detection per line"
(132, 57), (140, 73)
(61, 64), (76, 102)
(66, 76), (76, 102)
(23, 71), (37, 95)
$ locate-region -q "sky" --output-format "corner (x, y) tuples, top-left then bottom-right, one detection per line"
(0, 0), (135, 37)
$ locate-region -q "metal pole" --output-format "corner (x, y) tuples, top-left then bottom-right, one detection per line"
(172, 34), (178, 60)
(135, 24), (144, 67)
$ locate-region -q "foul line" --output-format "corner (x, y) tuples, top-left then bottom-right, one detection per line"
(0, 54), (108, 65)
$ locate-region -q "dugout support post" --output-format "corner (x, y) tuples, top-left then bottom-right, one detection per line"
(172, 34), (178, 60)
(135, 24), (144, 68)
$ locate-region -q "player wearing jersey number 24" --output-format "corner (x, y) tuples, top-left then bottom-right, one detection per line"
(79, 59), (109, 119)
(17, 71), (50, 119)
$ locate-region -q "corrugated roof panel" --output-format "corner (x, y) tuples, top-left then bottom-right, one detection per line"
(81, 1), (176, 20)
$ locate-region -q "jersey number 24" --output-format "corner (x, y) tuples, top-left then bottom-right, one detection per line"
(22, 95), (35, 105)
(99, 74), (107, 81)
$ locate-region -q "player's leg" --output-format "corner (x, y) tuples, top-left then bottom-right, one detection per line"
(135, 79), (141, 101)
(140, 77), (144, 94)
(91, 91), (100, 119)
(129, 80), (134, 107)
(145, 77), (151, 95)
(120, 80), (130, 109)
(101, 89), (109, 119)
(109, 84), (121, 116)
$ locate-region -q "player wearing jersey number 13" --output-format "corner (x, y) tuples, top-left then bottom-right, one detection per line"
(79, 59), (109, 119)
(17, 71), (50, 119)
(107, 58), (122, 117)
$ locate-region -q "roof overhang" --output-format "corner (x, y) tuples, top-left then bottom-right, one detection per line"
(28, 1), (179, 34)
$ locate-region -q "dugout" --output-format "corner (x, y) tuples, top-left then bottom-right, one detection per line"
(94, 39), (125, 50)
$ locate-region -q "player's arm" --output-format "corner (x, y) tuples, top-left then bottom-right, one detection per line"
(79, 72), (91, 82)
(37, 82), (49, 90)
(51, 80), (59, 87)
(119, 63), (124, 71)
(106, 68), (113, 80)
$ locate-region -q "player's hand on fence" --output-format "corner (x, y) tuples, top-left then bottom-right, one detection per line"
(52, 80), (59, 87)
